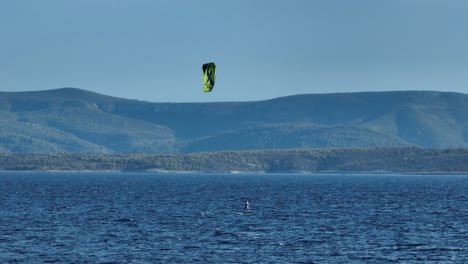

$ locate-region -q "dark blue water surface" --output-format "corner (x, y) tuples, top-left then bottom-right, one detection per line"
(1, 172), (467, 263)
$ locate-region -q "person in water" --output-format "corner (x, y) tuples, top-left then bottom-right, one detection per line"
(244, 199), (250, 212)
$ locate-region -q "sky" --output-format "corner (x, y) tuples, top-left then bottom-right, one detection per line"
(1, 0), (468, 102)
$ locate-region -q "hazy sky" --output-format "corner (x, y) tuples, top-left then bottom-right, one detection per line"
(1, 0), (468, 102)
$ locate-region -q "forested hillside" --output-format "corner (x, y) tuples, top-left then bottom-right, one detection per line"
(1, 148), (467, 173)
(1, 88), (468, 153)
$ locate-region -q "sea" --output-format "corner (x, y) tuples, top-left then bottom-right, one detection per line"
(0, 172), (467, 264)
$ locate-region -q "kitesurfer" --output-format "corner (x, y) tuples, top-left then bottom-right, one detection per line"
(244, 199), (250, 212)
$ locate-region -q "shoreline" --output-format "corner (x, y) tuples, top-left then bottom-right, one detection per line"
(1, 169), (467, 176)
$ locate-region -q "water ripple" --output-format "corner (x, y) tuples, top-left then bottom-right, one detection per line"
(1, 172), (467, 263)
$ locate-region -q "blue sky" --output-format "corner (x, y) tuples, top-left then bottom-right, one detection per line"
(1, 0), (468, 102)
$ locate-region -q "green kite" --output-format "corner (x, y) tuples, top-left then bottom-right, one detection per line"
(202, 62), (216, 92)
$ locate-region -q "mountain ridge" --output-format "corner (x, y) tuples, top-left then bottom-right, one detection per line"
(1, 88), (467, 153)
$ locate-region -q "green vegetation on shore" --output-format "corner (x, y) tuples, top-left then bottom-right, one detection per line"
(1, 147), (467, 173)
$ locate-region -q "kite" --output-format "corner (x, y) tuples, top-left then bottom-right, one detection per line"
(202, 62), (216, 92)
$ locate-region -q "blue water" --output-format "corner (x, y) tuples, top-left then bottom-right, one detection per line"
(1, 172), (467, 263)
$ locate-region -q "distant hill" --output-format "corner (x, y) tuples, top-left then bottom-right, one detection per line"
(1, 88), (467, 154)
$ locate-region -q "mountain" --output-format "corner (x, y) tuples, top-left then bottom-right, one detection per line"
(1, 88), (467, 154)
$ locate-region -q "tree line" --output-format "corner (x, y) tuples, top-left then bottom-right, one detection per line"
(0, 147), (467, 173)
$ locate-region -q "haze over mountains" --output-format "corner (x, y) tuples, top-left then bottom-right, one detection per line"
(1, 88), (467, 154)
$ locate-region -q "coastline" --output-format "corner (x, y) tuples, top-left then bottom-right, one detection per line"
(1, 169), (467, 176)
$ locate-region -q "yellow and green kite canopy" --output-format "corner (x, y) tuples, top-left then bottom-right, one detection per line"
(202, 62), (216, 92)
